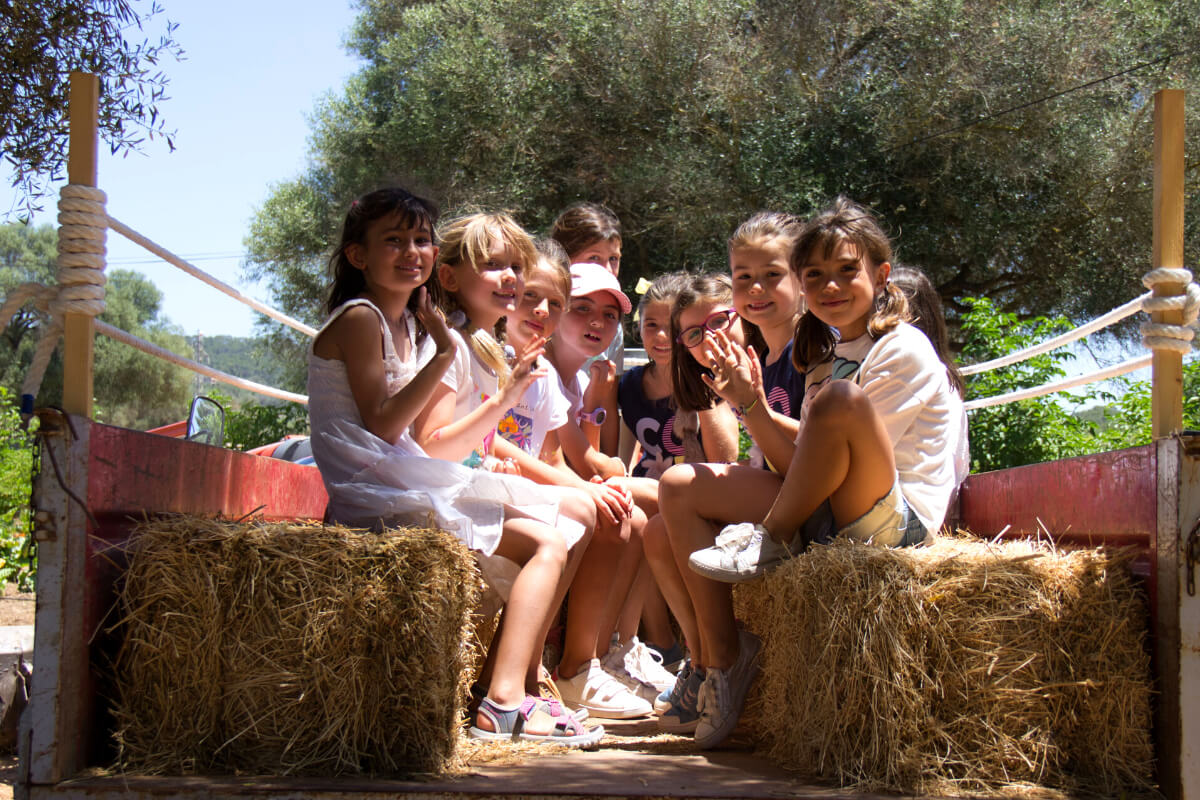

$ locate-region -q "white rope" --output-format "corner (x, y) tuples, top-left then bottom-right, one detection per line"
(95, 320), (308, 405)
(959, 293), (1148, 376)
(1140, 267), (1200, 354)
(964, 353), (1152, 411)
(106, 216), (318, 338)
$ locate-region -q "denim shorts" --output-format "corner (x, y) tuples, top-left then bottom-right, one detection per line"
(804, 481), (928, 548)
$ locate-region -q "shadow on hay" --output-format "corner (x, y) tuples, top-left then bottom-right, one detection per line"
(107, 517), (484, 778)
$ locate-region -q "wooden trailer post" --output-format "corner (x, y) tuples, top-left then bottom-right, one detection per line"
(1150, 87), (1196, 800)
(61, 72), (99, 418)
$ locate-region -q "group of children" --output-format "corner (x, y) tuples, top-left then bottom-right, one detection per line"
(306, 189), (968, 749)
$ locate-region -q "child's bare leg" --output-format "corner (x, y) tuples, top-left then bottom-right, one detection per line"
(598, 504), (648, 645)
(643, 512), (701, 663)
(659, 463), (781, 670)
(640, 581), (676, 652)
(526, 488), (595, 690)
(615, 561), (652, 642)
(558, 513), (631, 678)
(482, 516), (567, 709)
(762, 381), (894, 541)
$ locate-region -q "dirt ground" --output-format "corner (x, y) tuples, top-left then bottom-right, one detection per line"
(0, 585), (34, 627)
(0, 753), (14, 800)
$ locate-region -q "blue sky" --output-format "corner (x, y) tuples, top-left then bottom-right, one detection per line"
(2, 0), (360, 337)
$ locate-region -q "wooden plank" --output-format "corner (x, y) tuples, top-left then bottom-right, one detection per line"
(1180, 459), (1200, 800)
(62, 73), (100, 418)
(1151, 88), (1185, 438)
(26, 414), (94, 785)
(87, 423), (327, 521)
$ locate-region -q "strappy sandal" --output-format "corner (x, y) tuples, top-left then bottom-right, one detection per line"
(469, 695), (604, 748)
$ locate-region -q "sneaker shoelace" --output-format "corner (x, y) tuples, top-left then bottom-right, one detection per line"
(605, 642), (656, 689)
(714, 524), (762, 554)
(696, 669), (730, 721)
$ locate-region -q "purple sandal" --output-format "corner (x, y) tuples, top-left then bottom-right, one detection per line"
(469, 695), (604, 748)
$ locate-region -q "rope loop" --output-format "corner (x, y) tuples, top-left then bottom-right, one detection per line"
(1141, 267), (1199, 353)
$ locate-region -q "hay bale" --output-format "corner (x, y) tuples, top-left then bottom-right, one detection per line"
(734, 537), (1153, 797)
(111, 517), (481, 777)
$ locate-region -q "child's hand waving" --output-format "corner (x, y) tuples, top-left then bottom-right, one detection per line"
(500, 335), (548, 405)
(701, 331), (761, 412)
(415, 287), (455, 355)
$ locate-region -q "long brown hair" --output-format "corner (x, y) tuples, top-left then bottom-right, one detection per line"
(728, 211), (803, 357)
(326, 188), (439, 321)
(790, 197), (909, 370)
(671, 273), (734, 413)
(891, 265), (964, 395)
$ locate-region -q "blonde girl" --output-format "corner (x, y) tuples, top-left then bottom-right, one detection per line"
(308, 191), (599, 746)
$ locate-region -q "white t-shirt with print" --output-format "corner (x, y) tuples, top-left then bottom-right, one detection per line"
(500, 361), (571, 458)
(800, 322), (968, 532)
(438, 328), (500, 465)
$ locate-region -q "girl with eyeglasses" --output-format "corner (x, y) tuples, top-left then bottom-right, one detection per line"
(642, 215), (806, 737)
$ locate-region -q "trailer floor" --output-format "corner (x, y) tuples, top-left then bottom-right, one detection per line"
(23, 719), (911, 800)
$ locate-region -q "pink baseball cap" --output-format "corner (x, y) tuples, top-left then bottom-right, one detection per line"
(570, 262), (632, 314)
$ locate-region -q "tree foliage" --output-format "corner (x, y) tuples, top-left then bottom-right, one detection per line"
(246, 0), (1200, 376)
(1, 0), (182, 218)
(1, 222), (193, 428)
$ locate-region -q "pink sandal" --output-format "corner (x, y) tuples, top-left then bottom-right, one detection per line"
(469, 695), (604, 748)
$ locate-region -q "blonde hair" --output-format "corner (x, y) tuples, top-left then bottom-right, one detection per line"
(434, 212), (538, 383)
(790, 197), (909, 370)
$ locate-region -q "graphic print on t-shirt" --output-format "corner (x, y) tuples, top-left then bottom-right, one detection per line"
(498, 409), (535, 453)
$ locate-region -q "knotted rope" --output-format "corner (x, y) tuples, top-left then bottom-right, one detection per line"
(1140, 267), (1200, 354)
(0, 185), (108, 411)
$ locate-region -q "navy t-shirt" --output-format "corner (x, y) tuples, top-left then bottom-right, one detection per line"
(618, 364), (688, 478)
(760, 340), (805, 421)
(746, 340), (805, 471)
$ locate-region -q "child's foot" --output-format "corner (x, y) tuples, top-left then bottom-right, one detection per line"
(647, 639), (686, 673)
(688, 522), (804, 582)
(556, 659), (653, 719)
(603, 636), (675, 696)
(469, 695), (604, 748)
(694, 629), (761, 748)
(657, 662), (703, 734)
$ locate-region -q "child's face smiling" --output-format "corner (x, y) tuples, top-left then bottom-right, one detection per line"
(731, 237), (801, 329)
(440, 233), (523, 328)
(678, 298), (741, 367)
(352, 214), (438, 297)
(558, 290), (621, 358)
(572, 238), (622, 277)
(506, 262), (566, 349)
(798, 238), (889, 341)
(639, 300), (673, 366)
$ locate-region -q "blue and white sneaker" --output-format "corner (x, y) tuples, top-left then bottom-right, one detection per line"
(657, 662), (704, 734)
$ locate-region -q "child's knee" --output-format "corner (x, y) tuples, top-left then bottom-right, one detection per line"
(810, 380), (872, 426)
(658, 464), (697, 508)
(561, 487), (597, 533)
(595, 514), (631, 545)
(642, 517), (671, 564)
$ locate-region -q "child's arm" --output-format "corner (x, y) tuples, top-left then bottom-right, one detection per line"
(412, 336), (547, 462)
(492, 435), (632, 523)
(334, 291), (456, 444)
(559, 416), (626, 480)
(580, 358), (619, 452)
(703, 332), (800, 473)
(698, 402), (740, 463)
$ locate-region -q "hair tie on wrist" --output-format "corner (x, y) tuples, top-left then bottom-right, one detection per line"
(741, 396), (760, 414)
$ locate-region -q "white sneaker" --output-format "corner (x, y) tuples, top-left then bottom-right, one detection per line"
(694, 629), (762, 748)
(556, 659), (653, 719)
(623, 636), (677, 694)
(688, 522), (800, 583)
(600, 638), (665, 703)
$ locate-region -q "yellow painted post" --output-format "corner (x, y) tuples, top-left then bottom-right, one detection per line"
(61, 72), (99, 418)
(1151, 89), (1186, 439)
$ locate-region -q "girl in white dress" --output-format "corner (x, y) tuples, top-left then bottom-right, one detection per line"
(307, 189), (600, 746)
